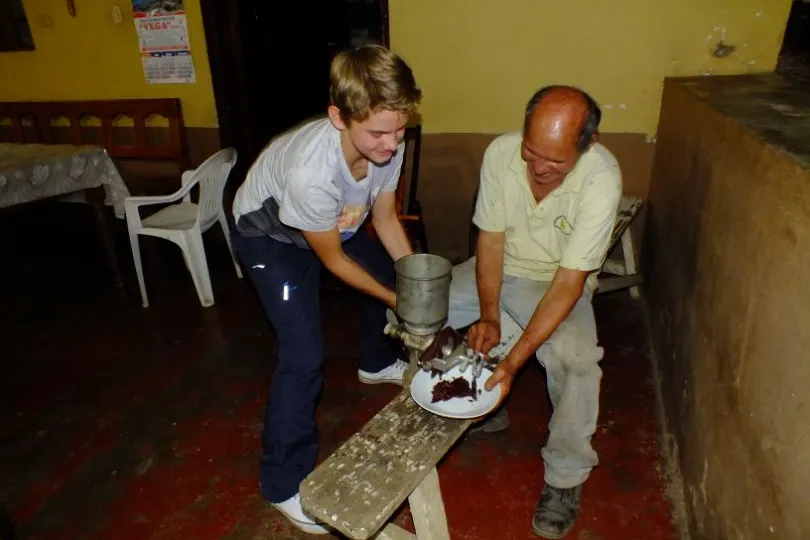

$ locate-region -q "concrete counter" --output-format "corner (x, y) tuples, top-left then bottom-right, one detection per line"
(646, 73), (810, 539)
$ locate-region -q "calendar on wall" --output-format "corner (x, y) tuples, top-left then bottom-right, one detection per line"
(140, 50), (195, 84)
(132, 0), (196, 84)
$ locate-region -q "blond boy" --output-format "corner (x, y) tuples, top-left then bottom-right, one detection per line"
(231, 45), (421, 534)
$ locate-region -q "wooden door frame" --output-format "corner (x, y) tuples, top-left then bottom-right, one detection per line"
(198, 0), (249, 154)
(380, 0), (390, 47)
(198, 0), (391, 155)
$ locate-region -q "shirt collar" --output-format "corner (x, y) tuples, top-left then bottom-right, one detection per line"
(508, 138), (526, 176)
(510, 140), (597, 197)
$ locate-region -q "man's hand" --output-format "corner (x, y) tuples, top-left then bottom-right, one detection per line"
(471, 229), (505, 355)
(484, 360), (519, 403)
(467, 319), (501, 356)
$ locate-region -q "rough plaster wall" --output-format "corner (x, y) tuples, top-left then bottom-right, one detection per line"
(646, 79), (810, 539)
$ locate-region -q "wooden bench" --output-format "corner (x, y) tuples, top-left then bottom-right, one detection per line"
(0, 99), (187, 160)
(594, 195), (644, 297)
(300, 389), (470, 539)
(0, 98), (190, 194)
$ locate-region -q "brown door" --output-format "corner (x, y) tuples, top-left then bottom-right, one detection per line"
(199, 0), (389, 173)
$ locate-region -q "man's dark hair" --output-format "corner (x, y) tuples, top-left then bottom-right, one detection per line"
(523, 85), (601, 152)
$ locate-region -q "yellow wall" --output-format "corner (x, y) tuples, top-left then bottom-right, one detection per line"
(0, 0), (216, 128)
(2, 1), (792, 133)
(390, 0), (793, 136)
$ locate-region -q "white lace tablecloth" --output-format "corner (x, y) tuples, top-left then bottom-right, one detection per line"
(0, 143), (129, 218)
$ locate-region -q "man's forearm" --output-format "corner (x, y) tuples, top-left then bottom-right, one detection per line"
(372, 213), (413, 261)
(504, 277), (583, 370)
(475, 231), (505, 322)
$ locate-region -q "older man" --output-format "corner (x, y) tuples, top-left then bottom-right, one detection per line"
(448, 85), (621, 538)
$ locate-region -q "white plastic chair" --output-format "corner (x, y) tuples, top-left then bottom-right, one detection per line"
(124, 148), (242, 308)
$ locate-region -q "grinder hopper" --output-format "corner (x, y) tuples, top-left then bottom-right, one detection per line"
(394, 253), (453, 336)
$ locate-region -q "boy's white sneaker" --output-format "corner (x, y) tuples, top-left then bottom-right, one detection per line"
(358, 359), (407, 386)
(271, 492), (330, 535)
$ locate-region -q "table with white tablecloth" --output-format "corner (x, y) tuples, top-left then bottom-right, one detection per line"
(0, 143), (131, 291)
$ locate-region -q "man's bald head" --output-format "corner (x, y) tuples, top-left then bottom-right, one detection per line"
(523, 86), (601, 153)
(519, 86), (601, 189)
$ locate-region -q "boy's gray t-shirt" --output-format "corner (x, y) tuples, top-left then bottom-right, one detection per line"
(232, 117), (403, 247)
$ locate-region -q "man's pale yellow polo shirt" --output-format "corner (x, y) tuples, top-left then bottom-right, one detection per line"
(472, 132), (622, 289)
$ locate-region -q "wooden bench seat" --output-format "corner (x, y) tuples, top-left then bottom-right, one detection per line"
(0, 98), (190, 195)
(300, 389), (471, 540)
(595, 195), (644, 297)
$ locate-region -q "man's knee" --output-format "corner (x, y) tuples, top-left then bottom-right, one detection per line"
(548, 321), (603, 375)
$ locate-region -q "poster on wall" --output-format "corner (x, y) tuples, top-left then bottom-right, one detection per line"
(132, 0), (196, 84)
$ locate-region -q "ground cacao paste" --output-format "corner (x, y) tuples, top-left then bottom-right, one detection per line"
(431, 376), (478, 403)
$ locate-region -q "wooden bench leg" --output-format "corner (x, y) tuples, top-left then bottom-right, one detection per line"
(620, 227), (641, 299)
(376, 524), (417, 540)
(373, 467), (450, 540)
(410, 467), (450, 540)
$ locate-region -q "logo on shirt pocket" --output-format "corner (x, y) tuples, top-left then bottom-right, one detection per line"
(554, 215), (574, 235)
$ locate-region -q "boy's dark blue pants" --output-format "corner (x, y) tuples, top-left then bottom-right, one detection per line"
(231, 230), (398, 503)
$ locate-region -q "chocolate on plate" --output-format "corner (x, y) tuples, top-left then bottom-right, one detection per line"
(431, 376), (479, 403)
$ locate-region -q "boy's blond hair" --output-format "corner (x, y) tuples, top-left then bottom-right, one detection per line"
(330, 44), (421, 124)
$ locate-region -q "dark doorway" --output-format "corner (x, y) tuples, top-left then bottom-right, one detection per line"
(777, 0), (810, 83)
(199, 0), (389, 179)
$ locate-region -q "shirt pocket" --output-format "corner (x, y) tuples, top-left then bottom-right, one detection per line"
(549, 193), (580, 253)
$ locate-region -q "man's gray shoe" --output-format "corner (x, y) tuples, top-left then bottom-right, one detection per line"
(469, 407), (510, 434)
(532, 483), (583, 539)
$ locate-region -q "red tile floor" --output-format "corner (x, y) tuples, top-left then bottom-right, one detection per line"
(0, 206), (680, 540)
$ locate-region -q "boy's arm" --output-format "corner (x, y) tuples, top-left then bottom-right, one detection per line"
(371, 191), (413, 261)
(303, 228), (397, 309)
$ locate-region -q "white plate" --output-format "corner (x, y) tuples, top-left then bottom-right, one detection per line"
(410, 364), (501, 419)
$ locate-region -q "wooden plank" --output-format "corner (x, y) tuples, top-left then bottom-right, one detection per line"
(609, 195), (642, 248)
(596, 274), (644, 294)
(35, 114), (53, 144)
(375, 524), (416, 540)
(67, 115), (83, 145)
(300, 389), (471, 540)
(100, 115), (114, 151)
(620, 228), (641, 298)
(409, 467), (450, 540)
(10, 116), (24, 142)
(133, 116), (147, 148)
(0, 99), (187, 164)
(602, 259), (628, 276)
